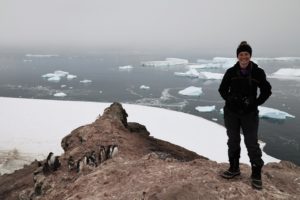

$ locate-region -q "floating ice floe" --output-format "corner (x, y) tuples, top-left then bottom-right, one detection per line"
(174, 69), (200, 78)
(219, 106), (295, 120)
(80, 79), (92, 83)
(140, 85), (150, 90)
(141, 58), (189, 67)
(23, 59), (32, 62)
(53, 92), (67, 97)
(25, 54), (59, 58)
(196, 57), (236, 69)
(47, 76), (61, 82)
(174, 69), (223, 80)
(42, 70), (73, 82)
(254, 57), (300, 61)
(269, 68), (300, 80)
(119, 65), (133, 71)
(178, 86), (202, 96)
(259, 106), (295, 120)
(67, 74), (77, 80)
(195, 106), (216, 112)
(199, 72), (223, 80)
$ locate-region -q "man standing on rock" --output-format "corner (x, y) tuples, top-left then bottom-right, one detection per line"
(218, 41), (272, 189)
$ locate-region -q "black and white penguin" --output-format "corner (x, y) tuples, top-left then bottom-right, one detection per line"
(76, 158), (84, 173)
(46, 152), (55, 167)
(99, 146), (106, 163)
(52, 156), (61, 171)
(68, 156), (76, 171)
(46, 152), (61, 171)
(85, 151), (97, 167)
(89, 151), (97, 167)
(106, 145), (118, 159)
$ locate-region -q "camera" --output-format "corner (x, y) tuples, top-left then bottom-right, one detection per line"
(242, 96), (250, 107)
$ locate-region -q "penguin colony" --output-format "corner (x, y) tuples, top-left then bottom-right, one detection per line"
(41, 145), (118, 174)
(68, 145), (119, 173)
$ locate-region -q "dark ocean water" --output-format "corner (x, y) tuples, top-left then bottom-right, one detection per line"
(0, 49), (299, 165)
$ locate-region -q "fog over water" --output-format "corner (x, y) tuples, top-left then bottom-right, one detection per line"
(1, 0), (300, 56)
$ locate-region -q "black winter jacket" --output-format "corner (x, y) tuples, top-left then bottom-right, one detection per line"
(218, 61), (272, 114)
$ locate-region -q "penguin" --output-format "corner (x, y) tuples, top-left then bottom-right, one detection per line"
(46, 152), (60, 171)
(99, 146), (106, 163)
(106, 145), (118, 159)
(76, 158), (84, 173)
(110, 145), (118, 158)
(52, 156), (61, 171)
(68, 156), (76, 171)
(46, 152), (55, 167)
(89, 151), (97, 167)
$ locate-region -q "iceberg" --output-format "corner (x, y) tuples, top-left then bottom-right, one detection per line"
(80, 79), (92, 83)
(54, 70), (69, 77)
(195, 106), (216, 112)
(47, 76), (61, 82)
(269, 68), (300, 80)
(119, 65), (133, 70)
(174, 69), (200, 78)
(174, 69), (223, 80)
(199, 72), (223, 80)
(42, 71), (73, 82)
(220, 106), (295, 120)
(178, 86), (202, 96)
(257, 57), (300, 61)
(67, 74), (77, 80)
(196, 57), (236, 69)
(25, 54), (59, 57)
(53, 92), (67, 97)
(141, 58), (188, 67)
(259, 106), (295, 120)
(140, 85), (150, 90)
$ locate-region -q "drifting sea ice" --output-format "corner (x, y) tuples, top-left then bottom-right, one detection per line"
(53, 92), (67, 97)
(119, 65), (133, 70)
(140, 85), (150, 90)
(259, 106), (295, 120)
(174, 69), (200, 78)
(141, 58), (188, 67)
(80, 79), (92, 83)
(174, 69), (223, 80)
(195, 106), (216, 112)
(42, 70), (76, 82)
(178, 86), (203, 96)
(67, 74), (77, 80)
(196, 57), (237, 69)
(269, 68), (300, 79)
(219, 106), (295, 120)
(25, 54), (59, 58)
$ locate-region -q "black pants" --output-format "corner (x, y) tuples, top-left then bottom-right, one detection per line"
(224, 107), (264, 167)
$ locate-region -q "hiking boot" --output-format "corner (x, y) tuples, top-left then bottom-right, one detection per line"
(251, 164), (262, 190)
(221, 168), (241, 179)
(221, 158), (240, 179)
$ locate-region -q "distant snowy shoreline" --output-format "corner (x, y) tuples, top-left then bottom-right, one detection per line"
(0, 97), (279, 175)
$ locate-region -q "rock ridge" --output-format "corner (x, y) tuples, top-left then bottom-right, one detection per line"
(0, 102), (299, 200)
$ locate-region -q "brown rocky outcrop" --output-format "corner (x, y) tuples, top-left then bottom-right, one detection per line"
(0, 102), (300, 200)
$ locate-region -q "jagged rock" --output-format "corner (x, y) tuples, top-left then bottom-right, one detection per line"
(1, 102), (300, 200)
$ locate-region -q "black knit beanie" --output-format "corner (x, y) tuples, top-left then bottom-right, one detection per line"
(236, 41), (252, 57)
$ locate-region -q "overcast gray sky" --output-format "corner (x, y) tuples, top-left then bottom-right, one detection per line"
(0, 0), (299, 56)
